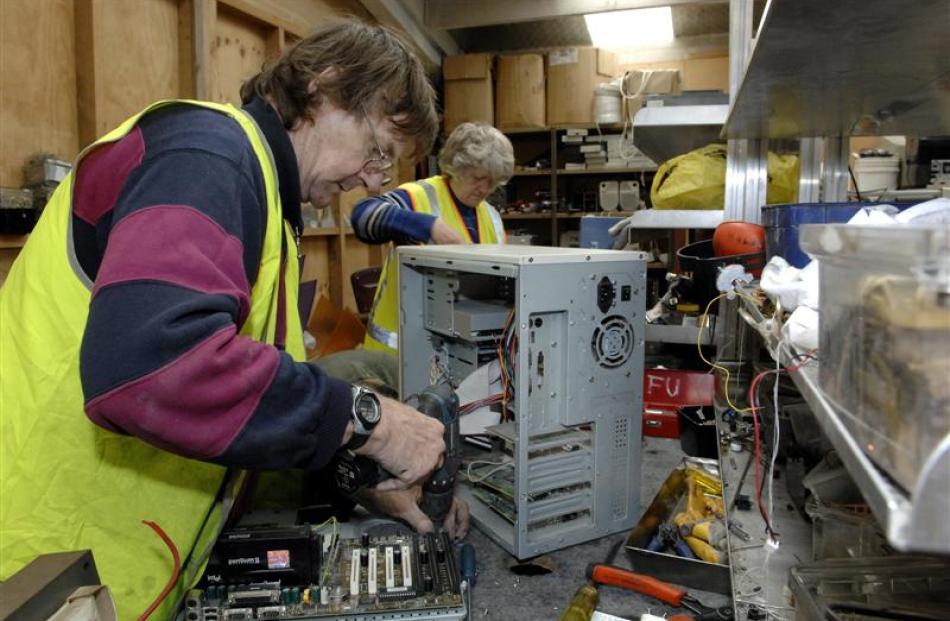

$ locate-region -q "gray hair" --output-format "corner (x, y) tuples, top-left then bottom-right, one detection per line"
(438, 123), (514, 186)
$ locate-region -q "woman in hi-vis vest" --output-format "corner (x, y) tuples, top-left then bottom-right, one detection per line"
(351, 122), (514, 359)
(0, 19), (457, 620)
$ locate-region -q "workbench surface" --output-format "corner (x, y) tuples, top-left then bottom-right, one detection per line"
(466, 436), (732, 620)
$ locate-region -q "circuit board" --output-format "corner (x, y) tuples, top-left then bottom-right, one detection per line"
(462, 461), (517, 524)
(188, 530), (465, 621)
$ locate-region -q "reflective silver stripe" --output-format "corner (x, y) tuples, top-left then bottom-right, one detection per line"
(368, 320), (399, 349)
(418, 179), (443, 217)
(485, 205), (506, 241)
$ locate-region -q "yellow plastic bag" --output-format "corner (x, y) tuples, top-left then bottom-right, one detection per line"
(651, 144), (799, 210)
(767, 151), (800, 204)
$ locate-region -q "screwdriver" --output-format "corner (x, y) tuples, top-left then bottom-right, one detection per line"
(587, 564), (685, 606)
(558, 583), (599, 621)
(459, 543), (476, 620)
(586, 564), (733, 621)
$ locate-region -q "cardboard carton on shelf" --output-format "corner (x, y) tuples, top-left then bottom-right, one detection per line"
(681, 56), (729, 92)
(620, 68), (682, 121)
(546, 47), (618, 126)
(443, 53), (494, 133)
(496, 54), (545, 129)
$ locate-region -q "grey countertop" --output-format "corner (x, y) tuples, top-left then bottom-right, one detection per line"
(465, 436), (732, 620)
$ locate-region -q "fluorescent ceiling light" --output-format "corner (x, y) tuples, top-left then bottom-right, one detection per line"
(584, 6), (674, 49)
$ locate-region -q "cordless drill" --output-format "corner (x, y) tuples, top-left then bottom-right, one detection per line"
(331, 384), (461, 523)
(415, 383), (460, 523)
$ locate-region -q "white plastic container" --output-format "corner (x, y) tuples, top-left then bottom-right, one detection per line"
(593, 85), (622, 124)
(854, 154), (900, 193)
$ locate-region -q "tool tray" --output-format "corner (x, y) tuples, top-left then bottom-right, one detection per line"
(625, 457), (731, 595)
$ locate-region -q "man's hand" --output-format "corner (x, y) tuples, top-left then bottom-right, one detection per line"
(356, 485), (471, 540)
(430, 218), (466, 245)
(354, 395), (445, 491)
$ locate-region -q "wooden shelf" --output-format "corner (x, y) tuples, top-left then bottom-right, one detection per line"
(501, 211), (638, 221)
(500, 213), (553, 220)
(512, 166), (656, 177)
(557, 166), (657, 175)
(555, 212), (632, 219)
(556, 123), (623, 131)
(500, 127), (549, 135)
(500, 123), (626, 136)
(301, 227), (340, 237)
(0, 234), (29, 249)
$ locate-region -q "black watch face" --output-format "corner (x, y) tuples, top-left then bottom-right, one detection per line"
(356, 393), (381, 424)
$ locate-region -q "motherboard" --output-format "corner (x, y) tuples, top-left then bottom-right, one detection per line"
(186, 525), (465, 621)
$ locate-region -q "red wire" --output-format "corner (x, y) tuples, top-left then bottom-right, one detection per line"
(137, 520), (182, 621)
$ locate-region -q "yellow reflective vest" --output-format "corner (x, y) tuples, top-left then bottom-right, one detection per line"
(0, 100), (304, 619)
(364, 175), (506, 354)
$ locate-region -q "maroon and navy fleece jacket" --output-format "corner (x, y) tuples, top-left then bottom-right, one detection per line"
(75, 97), (352, 471)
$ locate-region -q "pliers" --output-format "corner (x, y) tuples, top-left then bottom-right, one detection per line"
(586, 563), (733, 621)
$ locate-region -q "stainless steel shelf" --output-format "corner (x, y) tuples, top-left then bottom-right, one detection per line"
(623, 209), (724, 230)
(634, 104), (729, 164)
(738, 297), (950, 555)
(724, 0), (950, 139)
(645, 319), (714, 345)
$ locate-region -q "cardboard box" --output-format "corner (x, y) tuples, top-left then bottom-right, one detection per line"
(495, 54), (545, 129)
(443, 53), (493, 133)
(682, 56), (729, 92)
(621, 68), (682, 121)
(546, 47), (618, 126)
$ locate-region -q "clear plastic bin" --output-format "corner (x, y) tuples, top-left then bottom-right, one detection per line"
(789, 556), (950, 621)
(805, 497), (888, 560)
(800, 224), (950, 493)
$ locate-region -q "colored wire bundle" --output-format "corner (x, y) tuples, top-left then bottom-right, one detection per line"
(746, 345), (818, 538)
(496, 310), (517, 421)
(696, 291), (762, 414)
(460, 393), (504, 415)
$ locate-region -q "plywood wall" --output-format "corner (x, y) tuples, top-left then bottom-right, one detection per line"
(211, 4), (271, 105)
(76, 0), (184, 145)
(1, 0), (394, 304)
(0, 0), (79, 187)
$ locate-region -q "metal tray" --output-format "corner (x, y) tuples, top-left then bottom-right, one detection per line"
(625, 457), (731, 595)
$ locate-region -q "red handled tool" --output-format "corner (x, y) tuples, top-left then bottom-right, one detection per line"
(586, 564), (733, 621)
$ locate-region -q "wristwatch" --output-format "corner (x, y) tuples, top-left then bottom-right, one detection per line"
(345, 385), (381, 450)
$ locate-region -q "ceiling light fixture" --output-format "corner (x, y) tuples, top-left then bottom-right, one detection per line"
(584, 6), (675, 49)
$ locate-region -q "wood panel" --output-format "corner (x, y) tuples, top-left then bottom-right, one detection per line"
(76, 0), (182, 147)
(219, 0), (373, 37)
(300, 236), (333, 302)
(1, 0), (387, 308)
(211, 4), (271, 105)
(0, 0), (79, 187)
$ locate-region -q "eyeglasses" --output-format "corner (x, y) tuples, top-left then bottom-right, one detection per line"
(361, 106), (394, 186)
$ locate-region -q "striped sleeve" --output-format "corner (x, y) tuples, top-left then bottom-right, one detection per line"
(77, 109), (351, 472)
(351, 188), (437, 245)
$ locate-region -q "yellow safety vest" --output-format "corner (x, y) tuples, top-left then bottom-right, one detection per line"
(0, 100), (304, 620)
(364, 175), (506, 354)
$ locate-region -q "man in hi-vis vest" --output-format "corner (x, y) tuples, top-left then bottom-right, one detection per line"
(352, 122), (514, 356)
(0, 19), (461, 619)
